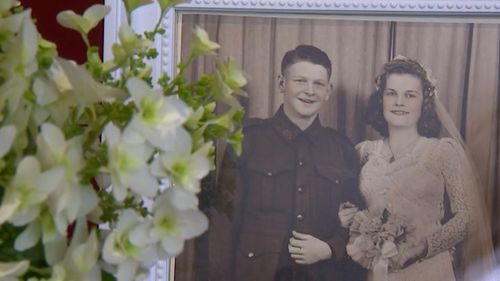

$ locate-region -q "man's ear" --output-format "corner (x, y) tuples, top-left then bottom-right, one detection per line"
(325, 83), (333, 100)
(278, 75), (285, 92)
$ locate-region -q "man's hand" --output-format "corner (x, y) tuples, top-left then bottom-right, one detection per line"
(288, 231), (332, 264)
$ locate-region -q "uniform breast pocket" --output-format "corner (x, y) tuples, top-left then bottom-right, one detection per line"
(234, 232), (283, 281)
(245, 158), (294, 211)
(314, 165), (356, 212)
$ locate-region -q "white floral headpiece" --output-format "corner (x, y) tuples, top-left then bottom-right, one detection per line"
(375, 55), (438, 97)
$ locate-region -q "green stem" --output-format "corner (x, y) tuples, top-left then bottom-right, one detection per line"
(81, 34), (90, 50)
(150, 11), (165, 38)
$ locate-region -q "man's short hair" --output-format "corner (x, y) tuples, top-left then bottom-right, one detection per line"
(281, 45), (332, 79)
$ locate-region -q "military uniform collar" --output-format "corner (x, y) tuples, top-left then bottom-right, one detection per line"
(271, 106), (323, 144)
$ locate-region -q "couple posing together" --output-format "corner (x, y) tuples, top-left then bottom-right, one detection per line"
(209, 45), (496, 281)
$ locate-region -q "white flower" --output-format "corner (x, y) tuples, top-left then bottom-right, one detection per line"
(126, 77), (191, 151)
(112, 24), (152, 65)
(56, 58), (126, 105)
(14, 209), (67, 265)
(0, 156), (64, 226)
(18, 10), (38, 76)
(36, 123), (98, 232)
(0, 1), (19, 14)
(0, 11), (36, 118)
(103, 122), (158, 201)
(0, 125), (17, 170)
(162, 187), (199, 210)
(0, 260), (29, 281)
(56, 219), (101, 281)
(102, 210), (158, 281)
(191, 26), (220, 56)
(151, 135), (210, 194)
(216, 57), (247, 89)
(57, 4), (110, 36)
(148, 192), (208, 256)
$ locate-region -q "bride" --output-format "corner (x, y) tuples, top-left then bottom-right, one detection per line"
(341, 56), (497, 281)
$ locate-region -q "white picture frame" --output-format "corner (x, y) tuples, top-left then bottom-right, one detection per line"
(102, 1), (500, 280)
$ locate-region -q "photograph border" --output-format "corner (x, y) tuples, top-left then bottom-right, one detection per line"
(102, 1), (500, 281)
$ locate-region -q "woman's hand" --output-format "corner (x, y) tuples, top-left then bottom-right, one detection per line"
(390, 239), (428, 269)
(288, 231), (332, 264)
(338, 202), (359, 227)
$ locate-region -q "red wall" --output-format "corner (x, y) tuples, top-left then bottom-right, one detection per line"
(21, 0), (104, 64)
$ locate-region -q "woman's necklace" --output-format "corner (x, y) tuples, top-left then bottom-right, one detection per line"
(386, 136), (420, 163)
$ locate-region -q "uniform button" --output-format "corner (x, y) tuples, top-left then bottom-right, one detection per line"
(298, 161), (304, 166)
(297, 187), (303, 192)
(334, 179), (340, 184)
(296, 214), (303, 220)
(267, 172), (273, 176)
(248, 252), (254, 258)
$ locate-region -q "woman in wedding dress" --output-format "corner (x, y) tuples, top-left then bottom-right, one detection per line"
(351, 56), (496, 281)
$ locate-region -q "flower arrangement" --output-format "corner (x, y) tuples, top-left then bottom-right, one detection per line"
(0, 1), (245, 280)
(339, 203), (414, 274)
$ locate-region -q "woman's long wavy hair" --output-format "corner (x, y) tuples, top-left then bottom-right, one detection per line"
(366, 57), (442, 137)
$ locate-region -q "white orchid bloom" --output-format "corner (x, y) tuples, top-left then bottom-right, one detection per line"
(16, 10), (38, 76)
(57, 58), (126, 104)
(33, 76), (59, 106)
(32, 60), (77, 126)
(162, 186), (199, 210)
(216, 57), (247, 89)
(0, 6), (24, 33)
(36, 123), (84, 176)
(54, 219), (101, 281)
(147, 192), (208, 256)
(150, 134), (210, 194)
(0, 156), (64, 226)
(119, 23), (151, 52)
(0, 125), (17, 169)
(14, 209), (67, 265)
(57, 4), (110, 36)
(0, 10), (38, 77)
(0, 1), (19, 14)
(111, 23), (152, 66)
(126, 77), (191, 151)
(103, 122), (158, 201)
(191, 25), (220, 56)
(36, 123), (98, 232)
(102, 210), (158, 281)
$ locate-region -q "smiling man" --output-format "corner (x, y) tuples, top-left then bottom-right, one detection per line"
(209, 45), (366, 281)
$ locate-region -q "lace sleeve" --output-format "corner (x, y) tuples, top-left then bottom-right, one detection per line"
(355, 140), (373, 165)
(426, 138), (470, 258)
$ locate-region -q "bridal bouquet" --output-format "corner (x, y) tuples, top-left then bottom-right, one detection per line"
(339, 203), (413, 271)
(0, 1), (244, 280)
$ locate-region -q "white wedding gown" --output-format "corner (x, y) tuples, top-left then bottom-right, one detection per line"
(356, 137), (469, 281)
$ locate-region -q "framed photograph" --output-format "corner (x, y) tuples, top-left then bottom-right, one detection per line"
(104, 1), (500, 281)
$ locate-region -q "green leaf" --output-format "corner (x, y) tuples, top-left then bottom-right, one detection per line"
(80, 143), (108, 184)
(122, 0), (154, 15)
(158, 0), (186, 12)
(204, 124), (228, 140)
(228, 129), (243, 156)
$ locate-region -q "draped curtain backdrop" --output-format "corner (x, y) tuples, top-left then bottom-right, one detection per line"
(176, 14), (500, 280)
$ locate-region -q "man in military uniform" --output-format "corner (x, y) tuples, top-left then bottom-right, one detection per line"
(208, 45), (365, 281)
